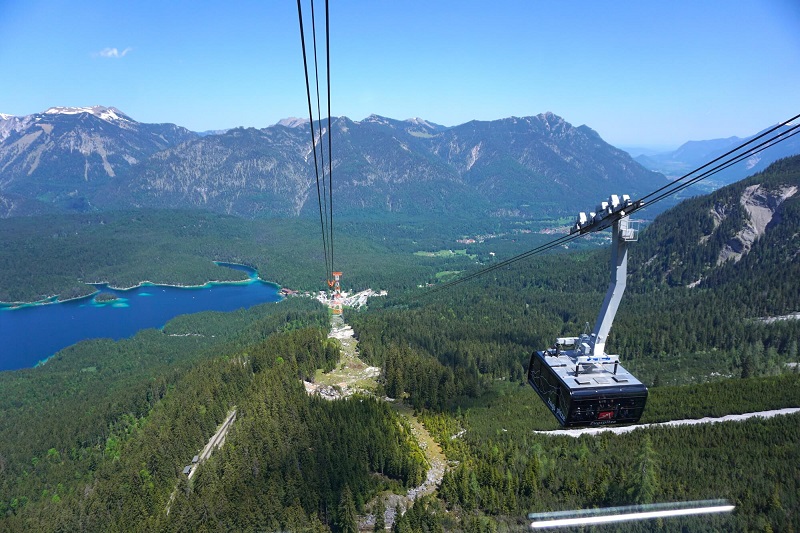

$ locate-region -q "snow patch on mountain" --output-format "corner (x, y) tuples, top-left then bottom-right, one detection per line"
(44, 106), (132, 124)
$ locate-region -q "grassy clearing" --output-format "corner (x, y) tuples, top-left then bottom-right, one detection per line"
(414, 249), (473, 258)
(312, 316), (381, 394)
(435, 270), (463, 281)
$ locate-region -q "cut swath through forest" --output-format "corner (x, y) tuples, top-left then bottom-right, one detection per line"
(304, 313), (450, 529)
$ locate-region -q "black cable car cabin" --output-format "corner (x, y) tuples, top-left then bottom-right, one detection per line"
(528, 349), (647, 427)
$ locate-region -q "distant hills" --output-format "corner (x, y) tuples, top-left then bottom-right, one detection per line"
(0, 107), (666, 219)
(635, 125), (800, 187)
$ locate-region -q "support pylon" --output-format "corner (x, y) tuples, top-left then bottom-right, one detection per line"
(331, 272), (343, 315)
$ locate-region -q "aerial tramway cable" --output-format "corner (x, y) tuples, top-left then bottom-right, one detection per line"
(296, 0), (335, 287)
(310, 0), (333, 282)
(296, 0), (329, 281)
(325, 0), (334, 275)
(638, 113), (800, 205)
(419, 113), (800, 299)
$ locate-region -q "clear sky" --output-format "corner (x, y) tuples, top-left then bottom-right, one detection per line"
(1, 1), (798, 148)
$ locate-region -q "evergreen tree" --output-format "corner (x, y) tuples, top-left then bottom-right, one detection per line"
(652, 373), (662, 387)
(336, 484), (358, 533)
(392, 503), (405, 533)
(741, 355), (754, 379)
(630, 434), (660, 505)
(374, 499), (386, 531)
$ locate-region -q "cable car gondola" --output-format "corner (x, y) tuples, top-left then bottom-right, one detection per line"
(527, 340), (647, 427)
(528, 195), (648, 426)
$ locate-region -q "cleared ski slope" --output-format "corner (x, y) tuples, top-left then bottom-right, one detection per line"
(534, 407), (800, 437)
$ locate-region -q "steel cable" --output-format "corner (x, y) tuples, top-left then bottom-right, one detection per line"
(297, 0), (335, 285)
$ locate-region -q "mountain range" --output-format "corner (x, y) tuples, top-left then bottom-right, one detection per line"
(0, 107), (197, 216)
(0, 107), (667, 219)
(635, 125), (800, 187)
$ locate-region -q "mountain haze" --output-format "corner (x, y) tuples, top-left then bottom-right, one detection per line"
(635, 124), (800, 186)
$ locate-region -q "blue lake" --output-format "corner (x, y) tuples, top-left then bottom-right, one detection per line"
(0, 263), (282, 372)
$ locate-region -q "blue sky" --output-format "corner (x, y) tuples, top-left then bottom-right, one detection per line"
(1, 1), (798, 148)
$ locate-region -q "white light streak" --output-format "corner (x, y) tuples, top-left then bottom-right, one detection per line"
(530, 504), (735, 529)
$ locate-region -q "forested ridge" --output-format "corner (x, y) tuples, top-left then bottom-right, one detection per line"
(0, 298), (425, 531)
(631, 155), (800, 303)
(341, 158), (800, 529)
(0, 299), (320, 525)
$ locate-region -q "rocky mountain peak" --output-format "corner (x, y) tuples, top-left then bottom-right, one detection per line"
(537, 111), (562, 123)
(0, 107), (197, 214)
(362, 114), (392, 125)
(276, 117), (309, 128)
(405, 117), (437, 128)
(0, 114), (24, 143)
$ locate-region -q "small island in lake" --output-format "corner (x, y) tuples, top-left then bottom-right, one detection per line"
(94, 293), (119, 303)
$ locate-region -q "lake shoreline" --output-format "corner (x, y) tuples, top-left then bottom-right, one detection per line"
(0, 262), (280, 309)
(1, 267), (285, 372)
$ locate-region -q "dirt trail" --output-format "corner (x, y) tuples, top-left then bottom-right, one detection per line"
(362, 403), (448, 531)
(304, 314), (448, 531)
(303, 314), (381, 399)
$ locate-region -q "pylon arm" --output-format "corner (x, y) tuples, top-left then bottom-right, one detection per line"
(566, 194), (639, 358)
(585, 216), (637, 357)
